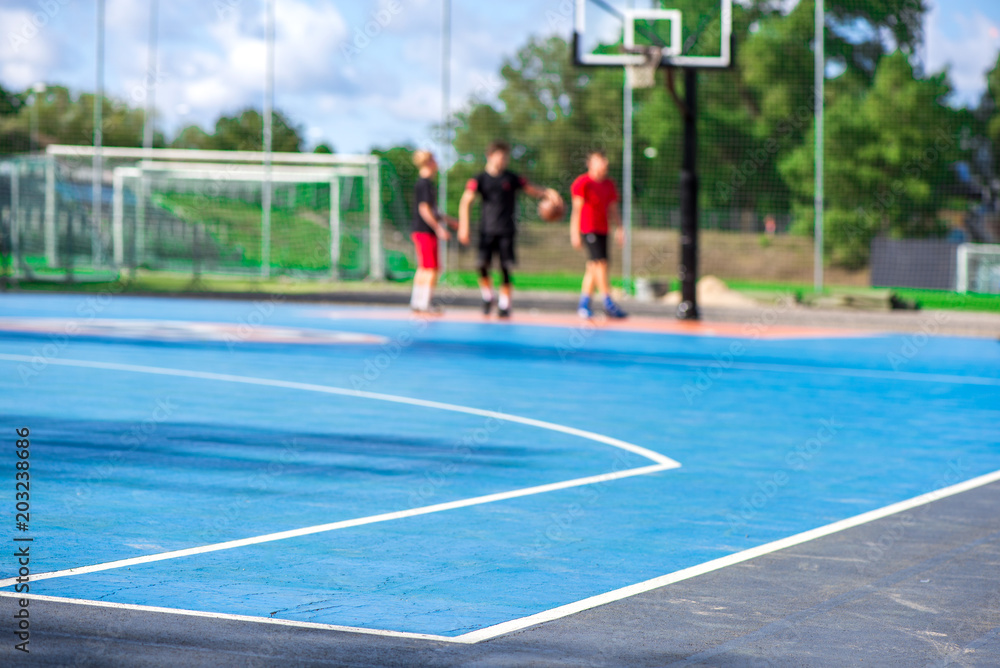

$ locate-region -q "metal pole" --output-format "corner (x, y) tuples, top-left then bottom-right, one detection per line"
(677, 69), (699, 321)
(143, 0), (159, 154)
(814, 0), (825, 293)
(370, 160), (383, 279)
(44, 155), (56, 267)
(112, 168), (124, 266)
(261, 0), (274, 279)
(135, 174), (146, 275)
(622, 0), (634, 295)
(11, 167), (20, 277)
(93, 0), (105, 267)
(330, 177), (341, 279)
(29, 87), (41, 154)
(439, 0), (451, 278)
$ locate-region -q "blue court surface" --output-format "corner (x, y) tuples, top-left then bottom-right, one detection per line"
(1, 294), (998, 640)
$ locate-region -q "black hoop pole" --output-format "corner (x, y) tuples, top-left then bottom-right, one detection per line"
(677, 68), (699, 321)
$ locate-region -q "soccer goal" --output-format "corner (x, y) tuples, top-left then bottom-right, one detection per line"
(957, 243), (1000, 295)
(1, 146), (408, 282)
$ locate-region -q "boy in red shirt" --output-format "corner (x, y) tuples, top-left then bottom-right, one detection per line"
(570, 150), (627, 319)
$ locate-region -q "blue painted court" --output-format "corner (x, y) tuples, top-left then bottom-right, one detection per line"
(1, 294), (998, 638)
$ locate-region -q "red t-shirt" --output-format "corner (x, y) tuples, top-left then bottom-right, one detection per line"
(571, 174), (619, 235)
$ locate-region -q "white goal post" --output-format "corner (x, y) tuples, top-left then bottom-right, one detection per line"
(44, 145), (385, 279)
(956, 243), (1000, 295)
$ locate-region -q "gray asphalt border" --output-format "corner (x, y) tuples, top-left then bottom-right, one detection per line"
(3, 479), (998, 667)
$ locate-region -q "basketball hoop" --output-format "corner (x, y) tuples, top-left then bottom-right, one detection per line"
(626, 46), (662, 89)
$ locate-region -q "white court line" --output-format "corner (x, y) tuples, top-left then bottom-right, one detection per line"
(0, 354), (678, 468)
(0, 353), (679, 587)
(4, 467), (999, 645)
(3, 355), (997, 642)
(0, 592), (466, 644)
(0, 464), (671, 588)
(455, 466), (1000, 643)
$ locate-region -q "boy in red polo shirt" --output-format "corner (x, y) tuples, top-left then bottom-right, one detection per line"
(570, 150), (627, 319)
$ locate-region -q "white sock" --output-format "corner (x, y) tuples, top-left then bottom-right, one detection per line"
(498, 293), (510, 310)
(410, 284), (431, 311)
(480, 286), (493, 302)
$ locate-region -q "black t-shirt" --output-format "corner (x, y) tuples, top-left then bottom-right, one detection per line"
(412, 177), (438, 234)
(468, 171), (526, 236)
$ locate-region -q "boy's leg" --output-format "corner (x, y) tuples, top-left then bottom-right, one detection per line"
(595, 260), (627, 318)
(497, 234), (516, 318)
(579, 262), (595, 318)
(498, 268), (512, 315)
(411, 233), (437, 312)
(594, 260), (611, 299)
(410, 268), (431, 311)
(478, 235), (495, 315)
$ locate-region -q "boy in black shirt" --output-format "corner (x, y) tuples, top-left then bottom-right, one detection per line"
(458, 141), (562, 317)
(411, 150), (457, 313)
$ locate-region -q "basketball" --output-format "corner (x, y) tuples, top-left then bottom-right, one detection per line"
(538, 197), (565, 222)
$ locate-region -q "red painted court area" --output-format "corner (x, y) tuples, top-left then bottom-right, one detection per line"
(313, 308), (868, 340)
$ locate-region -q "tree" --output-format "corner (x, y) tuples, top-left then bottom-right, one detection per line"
(212, 109), (303, 152)
(168, 109), (304, 152)
(781, 52), (960, 268)
(171, 124), (213, 150)
(986, 55), (1000, 175)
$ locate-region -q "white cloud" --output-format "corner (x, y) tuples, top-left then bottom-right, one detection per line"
(150, 0), (348, 133)
(0, 8), (59, 89)
(925, 4), (1000, 106)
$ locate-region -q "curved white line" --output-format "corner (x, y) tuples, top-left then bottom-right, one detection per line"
(0, 464), (672, 588)
(0, 353), (679, 468)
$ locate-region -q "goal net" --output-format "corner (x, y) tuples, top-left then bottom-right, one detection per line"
(957, 243), (1000, 295)
(1, 146), (416, 282)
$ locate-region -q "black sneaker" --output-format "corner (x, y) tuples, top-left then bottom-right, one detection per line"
(498, 306), (511, 319)
(482, 298), (493, 316)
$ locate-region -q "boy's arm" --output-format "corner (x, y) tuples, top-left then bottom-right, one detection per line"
(570, 195), (584, 249)
(419, 202), (450, 240)
(458, 189), (477, 245)
(524, 181), (563, 205)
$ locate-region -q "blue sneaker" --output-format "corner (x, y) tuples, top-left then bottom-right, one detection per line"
(577, 296), (592, 319)
(604, 297), (628, 319)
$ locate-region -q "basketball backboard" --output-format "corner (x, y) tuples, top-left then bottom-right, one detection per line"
(573, 0), (733, 69)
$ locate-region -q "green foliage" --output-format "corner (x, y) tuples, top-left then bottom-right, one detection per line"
(445, 0), (975, 269)
(781, 52), (958, 268)
(987, 55), (1000, 174)
(0, 84), (22, 117)
(170, 109), (304, 152)
(154, 193), (331, 271)
(0, 85), (163, 154)
(0, 84), (306, 155)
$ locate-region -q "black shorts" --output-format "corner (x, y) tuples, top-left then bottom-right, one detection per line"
(479, 233), (517, 269)
(584, 233), (609, 263)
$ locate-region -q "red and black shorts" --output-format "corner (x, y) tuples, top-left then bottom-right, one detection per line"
(411, 232), (439, 270)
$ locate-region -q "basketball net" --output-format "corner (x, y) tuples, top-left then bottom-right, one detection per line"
(626, 46), (662, 89)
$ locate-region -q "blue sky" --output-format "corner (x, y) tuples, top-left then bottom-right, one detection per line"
(1, 0), (999, 154)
